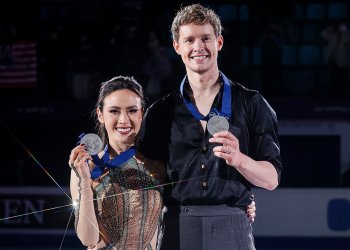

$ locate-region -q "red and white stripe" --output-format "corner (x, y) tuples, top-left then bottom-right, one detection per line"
(0, 41), (37, 87)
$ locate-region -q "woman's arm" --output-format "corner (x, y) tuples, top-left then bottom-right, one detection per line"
(69, 145), (99, 248)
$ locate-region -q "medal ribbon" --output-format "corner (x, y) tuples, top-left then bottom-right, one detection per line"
(77, 134), (136, 180)
(180, 71), (232, 121)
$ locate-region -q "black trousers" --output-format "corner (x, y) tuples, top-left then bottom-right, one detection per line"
(159, 204), (255, 250)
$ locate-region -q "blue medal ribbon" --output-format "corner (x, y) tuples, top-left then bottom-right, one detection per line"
(77, 134), (136, 180)
(90, 145), (136, 180)
(180, 71), (232, 121)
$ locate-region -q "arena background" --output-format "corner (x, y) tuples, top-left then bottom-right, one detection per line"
(0, 0), (350, 249)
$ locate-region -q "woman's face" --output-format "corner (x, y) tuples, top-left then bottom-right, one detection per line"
(97, 89), (143, 147)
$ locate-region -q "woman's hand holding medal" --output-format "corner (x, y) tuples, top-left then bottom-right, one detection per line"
(69, 145), (93, 181)
(68, 133), (102, 181)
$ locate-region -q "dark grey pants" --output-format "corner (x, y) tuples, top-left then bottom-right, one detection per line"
(160, 204), (256, 250)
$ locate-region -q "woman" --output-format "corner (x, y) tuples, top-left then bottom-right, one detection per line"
(69, 75), (256, 250)
(69, 76), (164, 249)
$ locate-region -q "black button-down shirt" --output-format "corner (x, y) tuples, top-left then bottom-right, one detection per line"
(137, 78), (282, 207)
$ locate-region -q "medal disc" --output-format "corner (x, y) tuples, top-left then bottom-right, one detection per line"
(80, 133), (103, 155)
(207, 116), (229, 135)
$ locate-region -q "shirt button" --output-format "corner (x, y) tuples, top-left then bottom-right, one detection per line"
(202, 146), (207, 152)
(201, 164), (206, 171)
(202, 181), (208, 190)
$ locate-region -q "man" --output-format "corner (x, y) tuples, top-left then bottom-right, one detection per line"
(138, 4), (282, 250)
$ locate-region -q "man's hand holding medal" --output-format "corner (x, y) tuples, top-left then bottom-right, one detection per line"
(208, 116), (243, 168)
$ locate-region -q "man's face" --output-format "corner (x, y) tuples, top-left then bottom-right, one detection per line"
(173, 23), (223, 74)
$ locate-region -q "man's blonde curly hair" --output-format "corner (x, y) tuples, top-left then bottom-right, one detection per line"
(171, 4), (223, 42)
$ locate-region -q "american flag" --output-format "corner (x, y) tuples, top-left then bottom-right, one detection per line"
(0, 41), (37, 87)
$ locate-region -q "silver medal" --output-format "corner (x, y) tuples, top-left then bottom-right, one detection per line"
(80, 133), (103, 155)
(207, 116), (229, 135)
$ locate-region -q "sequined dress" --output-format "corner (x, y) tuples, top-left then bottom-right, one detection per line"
(93, 157), (162, 250)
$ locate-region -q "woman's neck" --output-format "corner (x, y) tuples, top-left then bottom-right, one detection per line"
(108, 141), (133, 158)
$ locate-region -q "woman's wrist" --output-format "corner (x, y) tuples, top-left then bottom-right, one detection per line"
(80, 179), (92, 192)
